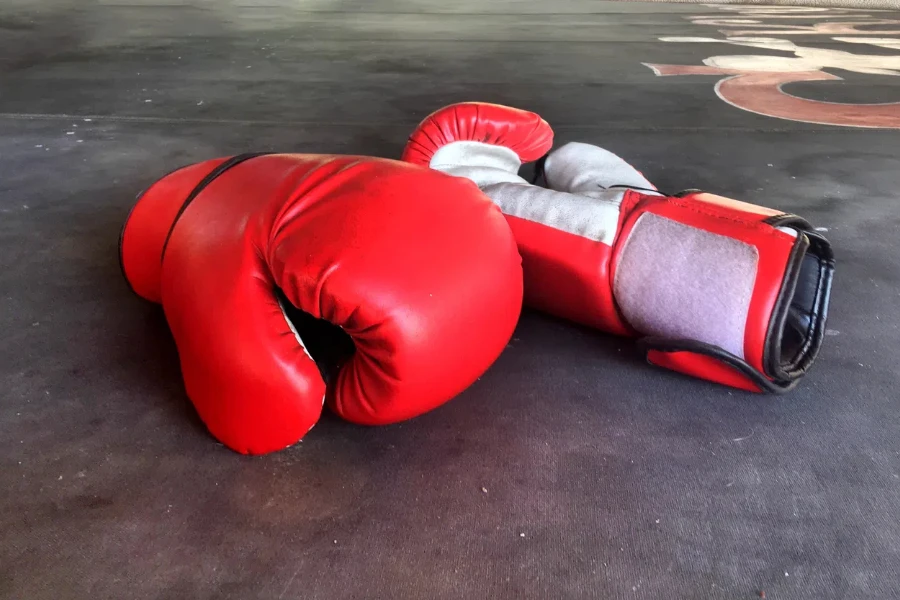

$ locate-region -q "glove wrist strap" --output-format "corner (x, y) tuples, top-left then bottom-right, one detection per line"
(617, 194), (834, 393)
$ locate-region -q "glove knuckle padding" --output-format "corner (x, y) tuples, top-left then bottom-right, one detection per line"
(120, 154), (523, 454)
(266, 160), (521, 424)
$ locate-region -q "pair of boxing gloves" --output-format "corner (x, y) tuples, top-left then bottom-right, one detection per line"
(119, 101), (834, 455)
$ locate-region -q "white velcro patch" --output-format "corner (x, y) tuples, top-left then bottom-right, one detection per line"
(613, 213), (759, 359)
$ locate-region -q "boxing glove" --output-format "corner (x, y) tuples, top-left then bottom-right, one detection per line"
(401, 102), (834, 393)
(119, 152), (523, 454)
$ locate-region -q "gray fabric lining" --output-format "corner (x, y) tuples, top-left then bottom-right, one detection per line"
(613, 213), (759, 359)
(543, 141), (660, 194)
(430, 141), (528, 187)
(483, 182), (625, 245)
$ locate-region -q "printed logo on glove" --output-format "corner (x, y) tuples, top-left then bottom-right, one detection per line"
(119, 152), (523, 454)
(402, 102), (835, 393)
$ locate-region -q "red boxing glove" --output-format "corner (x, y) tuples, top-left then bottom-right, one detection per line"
(119, 152), (523, 454)
(402, 102), (834, 393)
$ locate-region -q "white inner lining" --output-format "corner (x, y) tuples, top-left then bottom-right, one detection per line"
(429, 141), (528, 187)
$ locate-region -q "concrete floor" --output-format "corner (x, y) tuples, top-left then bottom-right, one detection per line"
(2, 2), (899, 599)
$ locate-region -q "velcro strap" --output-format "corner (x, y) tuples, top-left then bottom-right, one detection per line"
(613, 212), (759, 359)
(624, 211), (834, 393)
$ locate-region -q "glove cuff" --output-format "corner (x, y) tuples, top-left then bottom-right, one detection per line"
(614, 191), (834, 392)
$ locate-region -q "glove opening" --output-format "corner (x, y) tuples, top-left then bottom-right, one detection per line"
(275, 287), (356, 386)
(779, 252), (822, 366)
(763, 225), (834, 383)
(631, 217), (834, 394)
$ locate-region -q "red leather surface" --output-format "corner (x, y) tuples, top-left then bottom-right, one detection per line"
(505, 214), (631, 336)
(646, 350), (762, 393)
(120, 154), (523, 454)
(120, 157), (229, 303)
(401, 102), (554, 165)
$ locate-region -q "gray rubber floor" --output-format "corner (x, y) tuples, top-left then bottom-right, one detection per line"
(2, 2), (899, 599)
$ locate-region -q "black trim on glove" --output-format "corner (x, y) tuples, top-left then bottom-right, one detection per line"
(763, 225), (834, 384)
(635, 337), (799, 394)
(636, 222), (834, 394)
(607, 184), (665, 194)
(160, 152), (272, 262)
(117, 163), (189, 296)
(118, 152), (273, 296)
(531, 152), (550, 186)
